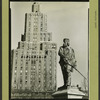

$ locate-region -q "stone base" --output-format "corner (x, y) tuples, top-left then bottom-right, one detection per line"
(52, 87), (86, 99)
(11, 92), (54, 99)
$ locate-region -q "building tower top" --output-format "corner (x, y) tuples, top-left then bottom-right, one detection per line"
(32, 2), (40, 12)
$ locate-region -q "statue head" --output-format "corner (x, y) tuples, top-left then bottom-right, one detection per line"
(63, 38), (70, 47)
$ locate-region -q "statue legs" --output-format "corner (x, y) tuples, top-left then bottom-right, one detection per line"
(58, 63), (71, 90)
(61, 64), (71, 86)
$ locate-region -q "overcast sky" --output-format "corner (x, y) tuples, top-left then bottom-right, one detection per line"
(10, 2), (89, 88)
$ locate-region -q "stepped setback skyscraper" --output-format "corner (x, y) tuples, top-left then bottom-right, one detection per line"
(11, 2), (57, 99)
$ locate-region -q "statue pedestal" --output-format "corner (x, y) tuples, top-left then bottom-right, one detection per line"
(52, 87), (85, 99)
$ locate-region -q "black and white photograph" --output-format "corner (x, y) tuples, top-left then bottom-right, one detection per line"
(10, 1), (89, 99)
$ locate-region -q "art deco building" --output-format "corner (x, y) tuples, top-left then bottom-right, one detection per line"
(11, 2), (57, 99)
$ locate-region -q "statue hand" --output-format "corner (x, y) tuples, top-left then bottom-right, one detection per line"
(70, 67), (73, 72)
(71, 61), (77, 68)
(63, 58), (68, 63)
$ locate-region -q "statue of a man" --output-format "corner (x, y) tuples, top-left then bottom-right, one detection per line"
(58, 38), (77, 90)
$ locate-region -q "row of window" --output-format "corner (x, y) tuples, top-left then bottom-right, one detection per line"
(14, 57), (54, 68)
(13, 79), (53, 89)
(29, 13), (40, 16)
(28, 22), (39, 29)
(14, 64), (52, 74)
(13, 85), (30, 90)
(20, 55), (46, 58)
(20, 44), (37, 48)
(14, 63), (49, 75)
(19, 42), (56, 49)
(14, 58), (54, 68)
(40, 32), (51, 35)
(40, 37), (51, 41)
(14, 76), (48, 85)
(16, 50), (56, 55)
(14, 59), (47, 66)
(27, 28), (39, 33)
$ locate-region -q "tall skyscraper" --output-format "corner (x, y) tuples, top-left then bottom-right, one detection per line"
(11, 2), (57, 99)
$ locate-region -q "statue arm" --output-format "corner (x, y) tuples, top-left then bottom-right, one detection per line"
(71, 48), (77, 67)
(58, 47), (65, 58)
(71, 48), (75, 59)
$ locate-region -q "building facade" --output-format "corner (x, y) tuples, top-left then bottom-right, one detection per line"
(11, 2), (57, 99)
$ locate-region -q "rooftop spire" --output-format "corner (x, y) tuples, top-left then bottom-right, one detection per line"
(32, 2), (40, 12)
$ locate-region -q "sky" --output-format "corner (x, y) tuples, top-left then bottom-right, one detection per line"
(10, 2), (89, 88)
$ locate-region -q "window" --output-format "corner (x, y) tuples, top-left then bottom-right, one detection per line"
(48, 38), (50, 41)
(44, 56), (46, 58)
(16, 51), (18, 55)
(40, 43), (42, 50)
(20, 84), (22, 89)
(41, 15), (43, 19)
(30, 81), (32, 84)
(15, 61), (17, 65)
(15, 70), (16, 73)
(45, 51), (48, 55)
(33, 66), (35, 68)
(29, 22), (31, 26)
(14, 80), (16, 84)
(15, 67), (17, 70)
(41, 28), (42, 31)
(14, 72), (17, 75)
(25, 80), (27, 84)
(40, 37), (42, 41)
(14, 85), (16, 89)
(31, 60), (34, 65)
(50, 77), (52, 80)
(20, 67), (23, 69)
(20, 70), (22, 74)
(38, 85), (40, 88)
(25, 73), (27, 76)
(25, 70), (28, 75)
(26, 61), (28, 64)
(22, 44), (24, 48)
(21, 59), (23, 62)
(20, 79), (22, 83)
(29, 28), (31, 31)
(50, 64), (52, 67)
(34, 61), (36, 64)
(21, 55), (23, 58)
(31, 56), (33, 58)
(44, 80), (45, 83)
(26, 66), (28, 70)
(50, 70), (51, 74)
(44, 37), (46, 41)
(25, 76), (27, 79)
(25, 86), (27, 90)
(39, 80), (41, 83)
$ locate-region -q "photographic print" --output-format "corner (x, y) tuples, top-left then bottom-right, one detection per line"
(10, 1), (89, 99)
